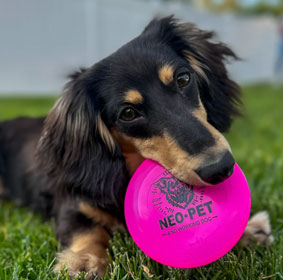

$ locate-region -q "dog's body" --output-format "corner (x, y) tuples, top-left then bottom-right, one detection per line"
(0, 17), (273, 278)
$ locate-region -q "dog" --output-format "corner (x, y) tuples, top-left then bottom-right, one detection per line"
(0, 17), (273, 278)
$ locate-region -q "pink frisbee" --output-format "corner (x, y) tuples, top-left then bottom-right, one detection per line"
(124, 159), (251, 268)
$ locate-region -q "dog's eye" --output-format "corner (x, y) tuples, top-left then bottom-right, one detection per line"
(177, 73), (190, 88)
(119, 107), (138, 122)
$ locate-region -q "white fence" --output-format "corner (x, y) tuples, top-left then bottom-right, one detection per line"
(0, 0), (279, 94)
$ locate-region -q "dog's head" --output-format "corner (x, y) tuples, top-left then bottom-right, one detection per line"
(37, 17), (241, 206)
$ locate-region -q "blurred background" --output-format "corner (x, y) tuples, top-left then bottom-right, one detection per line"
(0, 0), (283, 95)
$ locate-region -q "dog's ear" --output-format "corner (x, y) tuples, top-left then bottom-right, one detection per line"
(144, 16), (242, 132)
(37, 69), (127, 209)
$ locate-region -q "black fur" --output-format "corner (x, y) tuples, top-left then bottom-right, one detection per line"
(143, 16), (241, 132)
(36, 75), (128, 215)
(0, 117), (53, 213)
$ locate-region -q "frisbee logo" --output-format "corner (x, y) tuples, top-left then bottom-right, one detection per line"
(153, 177), (194, 209)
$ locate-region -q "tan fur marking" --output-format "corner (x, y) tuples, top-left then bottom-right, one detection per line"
(184, 51), (209, 84)
(111, 129), (145, 176)
(79, 202), (125, 232)
(124, 89), (143, 104)
(97, 114), (116, 154)
(192, 100), (231, 154)
(54, 249), (108, 278)
(119, 133), (207, 185)
(70, 227), (110, 253)
(55, 227), (109, 278)
(159, 65), (174, 85)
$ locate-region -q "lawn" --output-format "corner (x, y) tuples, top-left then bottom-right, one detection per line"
(0, 85), (282, 280)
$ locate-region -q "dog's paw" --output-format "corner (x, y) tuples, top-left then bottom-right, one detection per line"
(54, 249), (108, 279)
(241, 211), (274, 246)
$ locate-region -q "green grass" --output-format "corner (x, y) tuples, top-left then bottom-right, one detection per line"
(0, 85), (282, 280)
(0, 97), (56, 120)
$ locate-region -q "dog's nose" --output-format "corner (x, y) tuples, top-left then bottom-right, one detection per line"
(196, 152), (235, 185)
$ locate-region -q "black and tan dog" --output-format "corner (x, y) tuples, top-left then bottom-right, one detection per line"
(0, 17), (273, 278)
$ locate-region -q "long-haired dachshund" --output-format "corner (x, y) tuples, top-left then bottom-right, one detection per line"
(0, 17), (273, 278)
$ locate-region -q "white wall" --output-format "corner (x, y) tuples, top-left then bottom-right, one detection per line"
(0, 0), (279, 94)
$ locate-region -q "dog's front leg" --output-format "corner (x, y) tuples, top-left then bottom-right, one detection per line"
(54, 200), (124, 279)
(54, 226), (110, 278)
